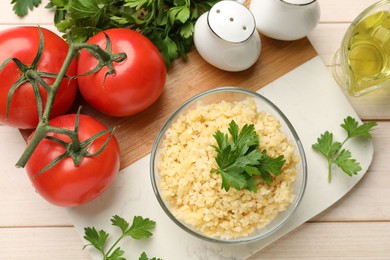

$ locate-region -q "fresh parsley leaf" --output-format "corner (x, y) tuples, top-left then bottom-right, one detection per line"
(12, 0), (42, 17)
(48, 0), (69, 7)
(259, 150), (286, 177)
(69, 0), (103, 21)
(124, 0), (149, 10)
(83, 215), (159, 260)
(312, 131), (342, 158)
(259, 168), (273, 184)
(83, 227), (109, 253)
(341, 116), (377, 139)
(107, 247), (125, 260)
(125, 216), (156, 240)
(180, 21), (194, 38)
(212, 120), (286, 192)
(111, 215), (130, 233)
(139, 252), (162, 260)
(139, 253), (149, 260)
(312, 116), (376, 183)
(334, 149), (362, 176)
(217, 168), (249, 191)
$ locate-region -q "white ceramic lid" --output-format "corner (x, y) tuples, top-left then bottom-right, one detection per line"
(207, 1), (255, 43)
(281, 0), (316, 5)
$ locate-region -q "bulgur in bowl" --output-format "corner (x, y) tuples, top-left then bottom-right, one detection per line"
(150, 87), (307, 243)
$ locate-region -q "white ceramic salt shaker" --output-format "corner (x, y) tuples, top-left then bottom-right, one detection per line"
(193, 0), (261, 72)
(250, 0), (320, 41)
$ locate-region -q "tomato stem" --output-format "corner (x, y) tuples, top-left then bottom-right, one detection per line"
(15, 32), (125, 169)
(42, 45), (78, 120)
(15, 122), (82, 168)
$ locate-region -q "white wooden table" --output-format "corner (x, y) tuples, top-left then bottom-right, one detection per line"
(1, 0), (390, 259)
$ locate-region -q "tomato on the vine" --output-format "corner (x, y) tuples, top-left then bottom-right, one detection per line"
(0, 26), (77, 129)
(77, 28), (166, 117)
(26, 114), (120, 207)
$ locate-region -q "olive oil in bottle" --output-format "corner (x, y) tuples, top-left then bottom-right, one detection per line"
(346, 10), (390, 95)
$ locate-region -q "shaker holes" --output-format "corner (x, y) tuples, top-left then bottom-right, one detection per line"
(243, 26), (247, 30)
(216, 9), (220, 13)
(230, 17), (234, 22)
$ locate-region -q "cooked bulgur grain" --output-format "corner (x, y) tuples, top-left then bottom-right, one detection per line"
(158, 99), (299, 239)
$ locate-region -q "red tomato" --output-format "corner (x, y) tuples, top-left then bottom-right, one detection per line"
(26, 114), (120, 207)
(0, 26), (77, 129)
(77, 28), (166, 117)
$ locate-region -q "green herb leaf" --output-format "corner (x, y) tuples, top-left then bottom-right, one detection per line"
(83, 227), (109, 253)
(212, 120), (286, 192)
(107, 247), (125, 260)
(69, 0), (103, 22)
(312, 116), (376, 183)
(12, 0), (42, 17)
(139, 252), (163, 260)
(124, 0), (149, 10)
(164, 36), (180, 62)
(139, 252), (149, 260)
(111, 215), (129, 234)
(47, 0), (69, 8)
(125, 216), (156, 240)
(259, 150), (286, 177)
(180, 21), (194, 38)
(217, 168), (249, 191)
(312, 131), (342, 158)
(334, 149), (362, 176)
(341, 116), (377, 139)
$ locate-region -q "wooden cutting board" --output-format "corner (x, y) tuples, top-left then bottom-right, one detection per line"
(21, 35), (317, 169)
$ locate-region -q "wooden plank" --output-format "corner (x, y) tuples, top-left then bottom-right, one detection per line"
(345, 88), (390, 121)
(0, 227), (91, 260)
(318, 0), (381, 23)
(308, 23), (348, 66)
(249, 222), (390, 259)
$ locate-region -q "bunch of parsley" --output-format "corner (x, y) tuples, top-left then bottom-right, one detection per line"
(12, 0), (219, 67)
(211, 120), (286, 192)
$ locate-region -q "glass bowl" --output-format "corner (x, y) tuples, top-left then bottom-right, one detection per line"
(150, 87), (307, 244)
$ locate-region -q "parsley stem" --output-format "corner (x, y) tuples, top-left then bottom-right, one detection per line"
(340, 137), (350, 148)
(328, 136), (350, 183)
(328, 158), (333, 183)
(105, 234), (125, 258)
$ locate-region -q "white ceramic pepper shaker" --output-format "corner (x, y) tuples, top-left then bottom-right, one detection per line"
(193, 0), (261, 72)
(250, 0), (320, 41)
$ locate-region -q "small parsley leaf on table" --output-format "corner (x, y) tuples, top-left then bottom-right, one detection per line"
(139, 252), (163, 260)
(211, 120), (286, 192)
(11, 0), (42, 17)
(312, 116), (376, 183)
(83, 215), (160, 260)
